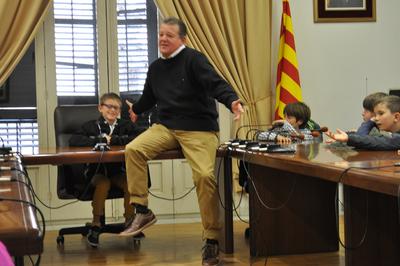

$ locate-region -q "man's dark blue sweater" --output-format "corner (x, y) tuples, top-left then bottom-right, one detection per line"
(132, 47), (239, 132)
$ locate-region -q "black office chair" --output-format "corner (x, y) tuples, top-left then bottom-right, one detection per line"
(54, 105), (142, 246)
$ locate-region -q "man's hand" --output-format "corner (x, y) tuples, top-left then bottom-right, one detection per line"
(125, 99), (138, 123)
(325, 129), (349, 142)
(231, 99), (244, 121)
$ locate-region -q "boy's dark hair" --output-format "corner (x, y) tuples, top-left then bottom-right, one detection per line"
(283, 102), (311, 128)
(375, 95), (400, 113)
(362, 92), (387, 112)
(100, 92), (122, 106)
(162, 17), (187, 38)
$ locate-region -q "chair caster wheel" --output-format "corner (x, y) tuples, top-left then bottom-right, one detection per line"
(244, 227), (250, 239)
(81, 228), (89, 237)
(132, 232), (145, 246)
(56, 235), (65, 245)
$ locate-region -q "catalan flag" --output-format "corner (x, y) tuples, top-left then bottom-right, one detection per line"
(274, 0), (302, 120)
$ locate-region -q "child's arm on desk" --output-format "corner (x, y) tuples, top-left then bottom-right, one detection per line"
(325, 129), (349, 142)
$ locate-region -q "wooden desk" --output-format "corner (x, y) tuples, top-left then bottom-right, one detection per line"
(229, 143), (400, 266)
(22, 147), (234, 254)
(0, 157), (43, 265)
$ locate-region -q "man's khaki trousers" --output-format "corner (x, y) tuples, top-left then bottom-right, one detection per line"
(125, 123), (221, 240)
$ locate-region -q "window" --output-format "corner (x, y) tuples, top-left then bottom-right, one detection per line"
(0, 119), (38, 154)
(117, 0), (157, 92)
(53, 0), (157, 105)
(54, 0), (98, 105)
(0, 44), (38, 154)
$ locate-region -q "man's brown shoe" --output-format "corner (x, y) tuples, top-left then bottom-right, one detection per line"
(119, 210), (157, 237)
(202, 243), (219, 266)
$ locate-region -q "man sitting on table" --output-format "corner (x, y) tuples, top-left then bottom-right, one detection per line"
(120, 17), (243, 266)
(326, 95), (400, 150)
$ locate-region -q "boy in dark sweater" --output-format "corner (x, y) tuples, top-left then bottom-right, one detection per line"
(356, 92), (387, 136)
(326, 95), (400, 150)
(69, 93), (144, 247)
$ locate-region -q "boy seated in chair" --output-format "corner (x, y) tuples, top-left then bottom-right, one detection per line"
(69, 92), (144, 247)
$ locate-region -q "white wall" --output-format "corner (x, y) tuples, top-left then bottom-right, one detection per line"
(271, 0), (400, 131)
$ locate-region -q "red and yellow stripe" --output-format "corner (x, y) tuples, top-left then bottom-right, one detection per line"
(274, 0), (302, 120)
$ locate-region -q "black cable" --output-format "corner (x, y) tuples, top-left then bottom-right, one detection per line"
(28, 176), (78, 208)
(214, 145), (249, 224)
(241, 151), (297, 211)
(334, 166), (368, 250)
(2, 166), (37, 206)
(216, 146), (243, 210)
(235, 124), (271, 139)
(75, 148), (106, 201)
(8, 166), (79, 210)
(245, 128), (262, 140)
(1, 156), (43, 266)
(240, 148), (295, 264)
(148, 186), (196, 201)
(138, 143), (248, 227)
(28, 255), (34, 265)
(0, 197), (44, 266)
(233, 187), (248, 224)
(215, 145), (228, 210)
(334, 163), (399, 250)
(28, 254), (41, 266)
(0, 197), (46, 240)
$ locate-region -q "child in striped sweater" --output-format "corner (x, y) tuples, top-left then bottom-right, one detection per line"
(257, 102), (321, 144)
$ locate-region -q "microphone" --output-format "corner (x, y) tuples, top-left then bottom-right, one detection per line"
(94, 120), (110, 151)
(310, 126), (328, 133)
(269, 121), (284, 130)
(235, 124), (271, 139)
(311, 131), (321, 138)
(93, 143), (110, 151)
(290, 133), (305, 140)
(310, 127), (328, 138)
(0, 137), (12, 155)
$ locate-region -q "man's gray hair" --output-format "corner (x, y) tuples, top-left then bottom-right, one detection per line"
(162, 17), (187, 38)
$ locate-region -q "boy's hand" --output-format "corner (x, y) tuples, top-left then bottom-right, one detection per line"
(231, 99), (244, 121)
(276, 135), (292, 144)
(125, 99), (138, 123)
(325, 129), (349, 142)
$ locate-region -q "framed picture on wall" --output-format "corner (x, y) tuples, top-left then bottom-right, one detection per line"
(313, 0), (376, 22)
(0, 79), (9, 103)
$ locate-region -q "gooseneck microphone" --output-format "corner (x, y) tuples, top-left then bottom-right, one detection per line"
(269, 121), (284, 130)
(0, 137), (12, 155)
(93, 120), (110, 151)
(235, 124), (272, 139)
(310, 127), (329, 138)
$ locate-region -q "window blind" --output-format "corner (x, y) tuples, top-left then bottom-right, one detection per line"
(117, 0), (150, 92)
(54, 0), (98, 96)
